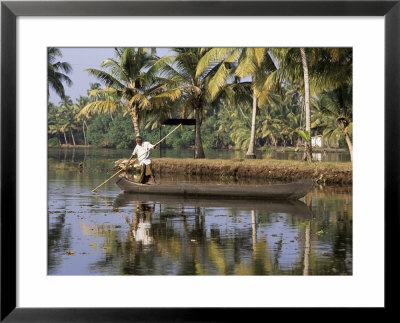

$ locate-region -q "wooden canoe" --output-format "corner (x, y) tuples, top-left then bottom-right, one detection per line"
(114, 176), (313, 200)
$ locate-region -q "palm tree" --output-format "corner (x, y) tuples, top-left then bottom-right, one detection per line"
(48, 102), (63, 145)
(300, 48), (313, 162)
(58, 96), (81, 146)
(269, 86), (304, 149)
(58, 96), (73, 144)
(76, 96), (90, 146)
(313, 85), (353, 161)
(47, 47), (72, 99)
(196, 48), (277, 158)
(270, 47), (352, 161)
(236, 49), (278, 158)
(159, 48), (226, 158)
(78, 86), (123, 121)
(81, 48), (180, 137)
(269, 48), (314, 161)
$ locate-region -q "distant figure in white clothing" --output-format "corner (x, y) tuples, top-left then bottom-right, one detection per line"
(131, 136), (158, 184)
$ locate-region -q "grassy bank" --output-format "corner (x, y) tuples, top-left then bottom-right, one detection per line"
(150, 158), (352, 185)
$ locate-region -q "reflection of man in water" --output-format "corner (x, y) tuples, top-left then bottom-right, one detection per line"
(131, 202), (155, 246)
(131, 136), (157, 184)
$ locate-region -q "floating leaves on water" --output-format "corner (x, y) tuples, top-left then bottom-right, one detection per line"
(65, 250), (75, 255)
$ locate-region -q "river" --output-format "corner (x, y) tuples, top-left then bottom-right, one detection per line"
(48, 147), (352, 275)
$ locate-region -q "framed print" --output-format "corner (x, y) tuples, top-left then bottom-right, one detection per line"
(1, 0), (398, 321)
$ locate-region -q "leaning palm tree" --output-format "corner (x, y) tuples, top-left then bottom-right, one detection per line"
(313, 84), (353, 161)
(237, 49), (279, 158)
(47, 47), (72, 99)
(81, 48), (181, 137)
(196, 47), (277, 158)
(58, 96), (80, 145)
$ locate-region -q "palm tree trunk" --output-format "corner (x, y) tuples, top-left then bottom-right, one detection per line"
(344, 133), (353, 162)
(300, 48), (313, 162)
(82, 121), (87, 146)
(338, 120), (353, 162)
(246, 91), (257, 159)
(271, 134), (277, 148)
(130, 105), (141, 137)
(194, 107), (205, 158)
(70, 130), (76, 146)
(63, 132), (68, 145)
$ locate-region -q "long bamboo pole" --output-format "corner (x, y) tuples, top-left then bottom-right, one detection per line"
(91, 124), (182, 192)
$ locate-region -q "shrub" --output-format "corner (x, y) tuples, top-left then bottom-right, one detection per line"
(48, 137), (59, 147)
(87, 115), (112, 145)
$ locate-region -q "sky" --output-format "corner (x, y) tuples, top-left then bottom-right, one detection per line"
(48, 47), (173, 104)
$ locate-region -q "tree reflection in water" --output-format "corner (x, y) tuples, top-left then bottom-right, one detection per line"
(48, 185), (351, 276)
(47, 148), (352, 275)
(72, 193), (348, 275)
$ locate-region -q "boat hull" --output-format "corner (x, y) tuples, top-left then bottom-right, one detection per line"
(115, 176), (313, 200)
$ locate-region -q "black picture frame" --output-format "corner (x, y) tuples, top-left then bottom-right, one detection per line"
(1, 0), (398, 321)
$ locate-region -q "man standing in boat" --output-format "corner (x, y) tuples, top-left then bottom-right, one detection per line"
(131, 136), (158, 184)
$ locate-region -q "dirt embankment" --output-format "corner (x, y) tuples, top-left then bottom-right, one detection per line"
(148, 158), (352, 185)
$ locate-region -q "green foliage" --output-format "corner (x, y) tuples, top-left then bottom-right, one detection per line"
(48, 137), (59, 147)
(297, 130), (310, 142)
(47, 47), (352, 157)
(82, 48), (180, 136)
(48, 47), (72, 99)
(87, 114), (113, 145)
(161, 126), (192, 149)
(107, 115), (135, 149)
(312, 84), (352, 147)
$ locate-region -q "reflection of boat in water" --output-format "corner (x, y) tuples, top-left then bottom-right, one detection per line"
(113, 192), (313, 219)
(115, 176), (313, 200)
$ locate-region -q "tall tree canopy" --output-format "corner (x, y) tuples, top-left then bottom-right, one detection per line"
(47, 47), (72, 99)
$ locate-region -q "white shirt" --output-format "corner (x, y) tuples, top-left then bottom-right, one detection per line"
(132, 141), (154, 165)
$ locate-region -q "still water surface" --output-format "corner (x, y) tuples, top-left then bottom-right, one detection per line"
(48, 148), (352, 275)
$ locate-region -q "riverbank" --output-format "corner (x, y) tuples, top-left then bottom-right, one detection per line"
(51, 144), (348, 153)
(117, 158), (352, 185)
